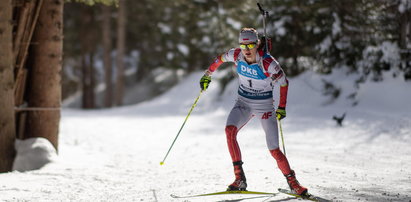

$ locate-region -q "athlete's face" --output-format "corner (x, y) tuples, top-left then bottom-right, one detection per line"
(240, 42), (258, 63)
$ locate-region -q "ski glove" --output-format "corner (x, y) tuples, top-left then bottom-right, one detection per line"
(200, 74), (211, 90)
(276, 107), (286, 120)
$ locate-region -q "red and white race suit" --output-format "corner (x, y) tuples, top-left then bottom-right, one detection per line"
(207, 48), (289, 164)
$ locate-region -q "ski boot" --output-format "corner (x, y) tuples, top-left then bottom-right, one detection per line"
(227, 161), (247, 191)
(285, 170), (307, 195)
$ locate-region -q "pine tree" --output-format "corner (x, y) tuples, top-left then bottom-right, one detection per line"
(102, 4), (113, 107)
(25, 0), (64, 150)
(115, 0), (126, 106)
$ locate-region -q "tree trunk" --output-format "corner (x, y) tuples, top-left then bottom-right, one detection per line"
(115, 0), (126, 106)
(25, 0), (63, 151)
(400, 9), (408, 49)
(102, 5), (113, 108)
(81, 53), (95, 109)
(0, 0), (16, 172)
(80, 5), (96, 109)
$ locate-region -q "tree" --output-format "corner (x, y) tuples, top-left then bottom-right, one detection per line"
(25, 0), (64, 150)
(396, 0), (411, 79)
(79, 5), (97, 109)
(0, 0), (16, 172)
(102, 4), (113, 107)
(115, 0), (126, 105)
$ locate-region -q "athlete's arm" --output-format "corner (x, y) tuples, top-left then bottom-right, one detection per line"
(267, 59), (289, 109)
(206, 48), (240, 75)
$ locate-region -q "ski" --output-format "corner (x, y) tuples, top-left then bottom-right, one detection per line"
(171, 190), (278, 198)
(278, 188), (331, 202)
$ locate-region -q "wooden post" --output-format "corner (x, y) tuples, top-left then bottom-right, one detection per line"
(0, 0), (16, 172)
(14, 0), (43, 106)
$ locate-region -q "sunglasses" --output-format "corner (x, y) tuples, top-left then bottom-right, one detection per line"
(239, 43), (257, 50)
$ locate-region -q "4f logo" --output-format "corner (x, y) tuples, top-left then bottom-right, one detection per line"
(262, 112), (272, 119)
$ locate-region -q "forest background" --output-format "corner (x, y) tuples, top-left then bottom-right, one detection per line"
(62, 0), (411, 108)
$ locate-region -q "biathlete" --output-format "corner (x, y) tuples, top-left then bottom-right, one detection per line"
(199, 28), (307, 195)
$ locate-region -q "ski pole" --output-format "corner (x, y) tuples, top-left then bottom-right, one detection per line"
(277, 116), (287, 156)
(257, 2), (269, 54)
(160, 90), (204, 165)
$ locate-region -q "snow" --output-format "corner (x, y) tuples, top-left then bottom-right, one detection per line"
(317, 36), (332, 54)
(380, 41), (401, 67)
(226, 17), (241, 30)
(178, 27), (186, 35)
(360, 41), (401, 73)
(158, 22), (172, 34)
(12, 138), (58, 172)
(399, 0), (411, 13)
(177, 44), (189, 56)
(273, 16), (290, 37)
(1, 69), (411, 201)
(167, 52), (174, 60)
(332, 13), (341, 36)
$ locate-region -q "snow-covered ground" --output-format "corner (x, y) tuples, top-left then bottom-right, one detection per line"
(1, 69), (411, 202)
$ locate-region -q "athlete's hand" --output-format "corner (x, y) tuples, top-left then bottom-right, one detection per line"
(200, 74), (211, 90)
(276, 107), (286, 120)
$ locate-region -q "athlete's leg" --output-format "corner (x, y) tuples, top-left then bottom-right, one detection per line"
(259, 112), (307, 195)
(226, 99), (253, 190)
(259, 110), (292, 175)
(225, 99), (253, 162)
